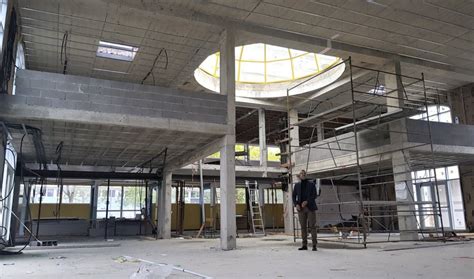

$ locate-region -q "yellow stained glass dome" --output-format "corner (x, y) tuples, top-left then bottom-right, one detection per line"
(194, 43), (345, 98)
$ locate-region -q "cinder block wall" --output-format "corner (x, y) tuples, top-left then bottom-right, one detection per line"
(14, 70), (227, 124)
(450, 84), (474, 231)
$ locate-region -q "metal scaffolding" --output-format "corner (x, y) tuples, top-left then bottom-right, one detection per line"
(284, 57), (452, 247)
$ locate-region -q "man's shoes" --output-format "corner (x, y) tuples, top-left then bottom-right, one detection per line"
(298, 246), (308, 250)
(312, 246), (317, 251)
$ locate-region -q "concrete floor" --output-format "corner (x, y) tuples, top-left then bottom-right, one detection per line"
(1, 235), (473, 278)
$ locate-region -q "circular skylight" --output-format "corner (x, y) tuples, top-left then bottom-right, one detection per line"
(194, 43), (345, 98)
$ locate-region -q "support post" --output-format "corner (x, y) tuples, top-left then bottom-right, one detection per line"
(316, 123), (324, 141)
(104, 179), (110, 239)
(219, 26), (237, 250)
(157, 172), (172, 239)
(199, 160), (205, 225)
(386, 59), (419, 241)
(283, 109), (299, 234)
(258, 108), (268, 177)
(89, 181), (100, 233)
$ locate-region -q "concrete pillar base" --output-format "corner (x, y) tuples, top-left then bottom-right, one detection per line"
(157, 172), (172, 239)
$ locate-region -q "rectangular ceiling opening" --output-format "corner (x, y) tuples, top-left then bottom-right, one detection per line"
(96, 41), (138, 61)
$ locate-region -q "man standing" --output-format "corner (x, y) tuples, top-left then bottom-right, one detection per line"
(292, 170), (318, 251)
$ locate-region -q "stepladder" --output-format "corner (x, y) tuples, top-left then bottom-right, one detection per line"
(245, 180), (265, 236)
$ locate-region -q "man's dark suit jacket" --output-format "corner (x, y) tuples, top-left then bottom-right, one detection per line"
(292, 179), (317, 211)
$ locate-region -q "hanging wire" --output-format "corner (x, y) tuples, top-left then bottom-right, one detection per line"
(141, 48), (168, 85)
(60, 31), (69, 74)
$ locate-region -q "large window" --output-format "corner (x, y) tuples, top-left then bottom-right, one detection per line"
(410, 105), (452, 123)
(264, 188), (284, 204)
(208, 144), (281, 162)
(97, 186), (145, 219)
(30, 185), (90, 204)
(412, 165), (466, 230)
(171, 187), (246, 204)
(410, 106), (465, 230)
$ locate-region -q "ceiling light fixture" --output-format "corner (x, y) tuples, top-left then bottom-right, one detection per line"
(96, 41), (138, 62)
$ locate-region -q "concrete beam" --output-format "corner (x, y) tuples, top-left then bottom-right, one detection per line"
(236, 97), (287, 111)
(0, 97), (229, 136)
(165, 137), (225, 172)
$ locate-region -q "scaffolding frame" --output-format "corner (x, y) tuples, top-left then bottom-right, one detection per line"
(284, 57), (451, 247)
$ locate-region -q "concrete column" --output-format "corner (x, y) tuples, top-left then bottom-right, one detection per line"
(258, 108), (268, 177)
(88, 180), (100, 236)
(283, 109), (299, 234)
(90, 182), (99, 222)
(385, 59), (405, 112)
(244, 143), (250, 164)
(219, 26), (237, 250)
(158, 172), (172, 239)
(386, 60), (418, 240)
(316, 123), (324, 141)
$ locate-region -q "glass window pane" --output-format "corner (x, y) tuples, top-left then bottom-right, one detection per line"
(239, 61), (265, 82)
(435, 167), (447, 180)
(448, 179), (466, 230)
(188, 187), (201, 204)
(123, 187), (145, 210)
(439, 112), (452, 123)
(317, 54), (338, 69)
(61, 186), (90, 204)
(268, 146), (281, 162)
(266, 60), (292, 82)
(199, 54), (218, 75)
(447, 166), (460, 179)
(293, 54), (317, 79)
(171, 187), (176, 203)
(290, 49), (306, 57)
(249, 146), (261, 161)
(265, 44), (290, 61)
(215, 188), (220, 204)
(236, 188), (246, 204)
(98, 186), (122, 210)
(241, 43), (264, 61)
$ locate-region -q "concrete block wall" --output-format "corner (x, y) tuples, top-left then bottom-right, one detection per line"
(14, 70), (227, 125)
(450, 84), (474, 231)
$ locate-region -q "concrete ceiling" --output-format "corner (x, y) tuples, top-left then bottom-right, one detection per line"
(17, 0), (474, 99)
(5, 118), (220, 168)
